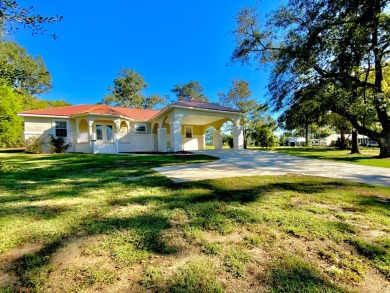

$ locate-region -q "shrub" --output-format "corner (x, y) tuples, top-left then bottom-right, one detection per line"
(227, 136), (234, 148)
(223, 135), (234, 148)
(50, 135), (71, 153)
(24, 136), (47, 154)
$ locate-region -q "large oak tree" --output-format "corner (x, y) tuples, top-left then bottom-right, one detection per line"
(0, 0), (62, 38)
(232, 0), (390, 157)
(171, 80), (209, 102)
(218, 79), (265, 148)
(0, 41), (52, 95)
(103, 68), (165, 109)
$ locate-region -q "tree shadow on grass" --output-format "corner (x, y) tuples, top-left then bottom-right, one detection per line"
(85, 214), (175, 254)
(265, 255), (346, 293)
(355, 196), (390, 215)
(2, 153), (389, 291)
(12, 212), (175, 291)
(0, 153), (216, 194)
(0, 149), (25, 154)
(328, 156), (380, 162)
(0, 204), (72, 221)
(114, 176), (353, 207)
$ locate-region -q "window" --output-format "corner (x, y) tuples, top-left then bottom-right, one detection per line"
(106, 125), (113, 140)
(185, 126), (193, 139)
(135, 124), (147, 133)
(96, 125), (103, 140)
(55, 121), (67, 137)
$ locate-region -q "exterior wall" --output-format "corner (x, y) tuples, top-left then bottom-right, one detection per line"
(78, 119), (89, 143)
(182, 135), (205, 151)
(118, 134), (154, 152)
(67, 119), (76, 152)
(24, 117), (53, 134)
(75, 143), (92, 153)
(164, 123), (170, 134)
(128, 122), (152, 134)
(285, 137), (306, 147)
(24, 117), (76, 153)
(180, 125), (204, 151)
(311, 139), (328, 146)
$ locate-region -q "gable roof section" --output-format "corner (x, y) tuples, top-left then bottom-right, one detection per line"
(74, 104), (123, 116)
(172, 99), (242, 113)
(19, 104), (161, 121)
(114, 106), (161, 120)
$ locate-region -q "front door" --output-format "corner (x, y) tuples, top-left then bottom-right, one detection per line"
(95, 124), (114, 143)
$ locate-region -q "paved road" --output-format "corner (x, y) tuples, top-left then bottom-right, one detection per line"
(153, 149), (390, 186)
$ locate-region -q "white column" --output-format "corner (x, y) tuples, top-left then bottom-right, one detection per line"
(170, 121), (182, 152)
(213, 129), (223, 150)
(75, 118), (80, 143)
(114, 119), (121, 134)
(88, 119), (95, 153)
(233, 125), (244, 149)
(200, 133), (206, 150)
(157, 128), (167, 152)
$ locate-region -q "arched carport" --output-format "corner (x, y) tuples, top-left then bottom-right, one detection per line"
(150, 100), (243, 152)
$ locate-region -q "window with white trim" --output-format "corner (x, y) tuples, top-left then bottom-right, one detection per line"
(185, 126), (193, 139)
(106, 125), (113, 140)
(96, 125), (103, 140)
(135, 124), (147, 133)
(55, 121), (67, 137)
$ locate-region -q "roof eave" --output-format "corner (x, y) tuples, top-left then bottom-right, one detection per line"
(149, 104), (242, 122)
(70, 113), (154, 122)
(172, 105), (242, 114)
(18, 113), (71, 119)
(70, 113), (127, 119)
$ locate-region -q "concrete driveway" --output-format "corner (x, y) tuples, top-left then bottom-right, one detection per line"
(153, 149), (390, 186)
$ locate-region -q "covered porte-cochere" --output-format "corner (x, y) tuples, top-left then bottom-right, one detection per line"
(150, 100), (244, 152)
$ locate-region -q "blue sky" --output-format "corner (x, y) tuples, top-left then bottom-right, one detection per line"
(9, 0), (282, 106)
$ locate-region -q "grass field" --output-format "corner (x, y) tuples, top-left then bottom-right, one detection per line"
(247, 146), (390, 168)
(0, 151), (389, 292)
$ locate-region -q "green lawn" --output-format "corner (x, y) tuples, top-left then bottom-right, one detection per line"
(0, 151), (389, 292)
(248, 146), (390, 168)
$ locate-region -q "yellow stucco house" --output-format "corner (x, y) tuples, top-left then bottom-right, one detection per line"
(18, 99), (244, 154)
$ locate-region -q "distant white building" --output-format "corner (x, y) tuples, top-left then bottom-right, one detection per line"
(285, 137), (306, 147)
(310, 134), (370, 146)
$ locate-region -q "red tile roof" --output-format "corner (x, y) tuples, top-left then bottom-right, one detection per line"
(172, 99), (242, 113)
(114, 106), (162, 120)
(75, 104), (123, 116)
(18, 104), (95, 117)
(19, 104), (161, 120)
(18, 100), (241, 121)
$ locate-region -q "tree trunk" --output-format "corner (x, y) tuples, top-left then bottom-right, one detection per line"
(339, 128), (346, 150)
(243, 128), (247, 149)
(305, 123), (309, 147)
(379, 131), (390, 158)
(350, 130), (359, 154)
